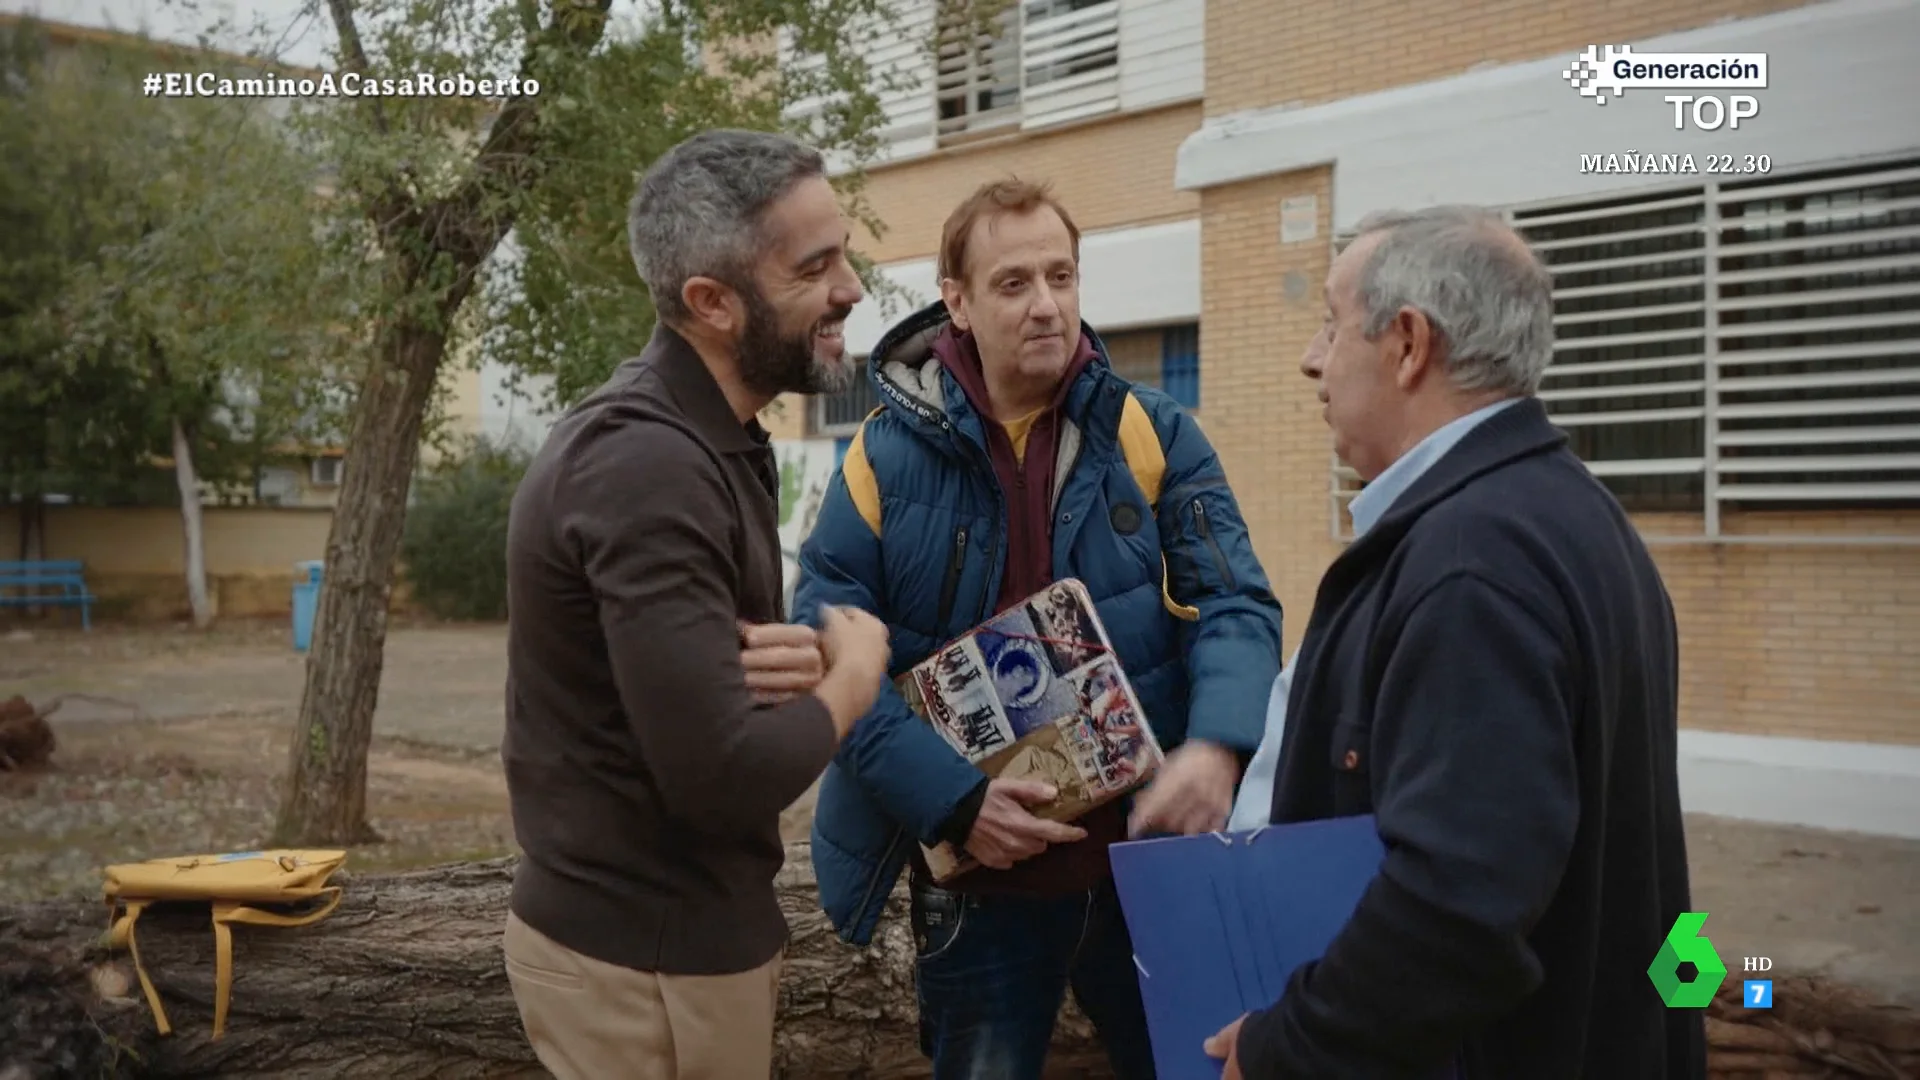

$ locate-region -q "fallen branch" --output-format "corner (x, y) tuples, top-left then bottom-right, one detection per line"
(0, 844), (1108, 1079)
(1, 847), (1912, 1078)
(1706, 976), (1920, 1078)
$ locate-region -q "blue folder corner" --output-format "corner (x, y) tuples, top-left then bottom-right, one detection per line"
(1107, 814), (1388, 1080)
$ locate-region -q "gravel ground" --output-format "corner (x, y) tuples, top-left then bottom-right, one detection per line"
(0, 711), (516, 903)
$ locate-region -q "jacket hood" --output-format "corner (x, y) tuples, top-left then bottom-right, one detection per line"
(865, 300), (1113, 432)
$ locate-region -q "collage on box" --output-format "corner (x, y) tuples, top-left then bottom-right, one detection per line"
(900, 580), (1166, 878)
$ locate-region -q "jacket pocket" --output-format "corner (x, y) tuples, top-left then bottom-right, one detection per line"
(1188, 495), (1237, 592)
(932, 525), (969, 638)
(1161, 482), (1240, 603)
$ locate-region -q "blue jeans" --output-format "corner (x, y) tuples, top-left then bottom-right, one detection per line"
(910, 876), (1157, 1080)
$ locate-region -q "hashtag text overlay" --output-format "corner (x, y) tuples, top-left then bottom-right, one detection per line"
(142, 71), (539, 99)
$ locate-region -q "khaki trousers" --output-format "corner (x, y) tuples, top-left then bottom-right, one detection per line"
(503, 912), (783, 1080)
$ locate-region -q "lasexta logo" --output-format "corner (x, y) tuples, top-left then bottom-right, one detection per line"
(1648, 911), (1728, 1007)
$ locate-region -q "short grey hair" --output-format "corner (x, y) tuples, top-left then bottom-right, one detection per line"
(1349, 205), (1556, 395)
(628, 129), (828, 324)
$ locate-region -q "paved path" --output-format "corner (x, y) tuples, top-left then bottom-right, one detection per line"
(6, 620), (507, 750)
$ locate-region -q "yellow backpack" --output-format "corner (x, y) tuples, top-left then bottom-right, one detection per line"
(103, 849), (347, 1040)
(841, 392), (1201, 622)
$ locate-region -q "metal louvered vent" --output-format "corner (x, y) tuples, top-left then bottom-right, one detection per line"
(780, 0), (1194, 165)
(1330, 153), (1920, 543)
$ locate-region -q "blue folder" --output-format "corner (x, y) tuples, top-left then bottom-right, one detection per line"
(1106, 814), (1390, 1080)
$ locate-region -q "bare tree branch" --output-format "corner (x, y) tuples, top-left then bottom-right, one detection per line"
(322, 0), (387, 136)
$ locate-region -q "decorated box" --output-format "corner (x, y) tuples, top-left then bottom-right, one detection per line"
(899, 578), (1165, 882)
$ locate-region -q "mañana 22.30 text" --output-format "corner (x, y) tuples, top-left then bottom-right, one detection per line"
(1581, 152), (1773, 176)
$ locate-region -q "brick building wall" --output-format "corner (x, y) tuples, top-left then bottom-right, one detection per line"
(764, 100), (1207, 434)
(773, 0), (1916, 746)
(1202, 0), (1813, 117)
(853, 102), (1202, 265)
(1194, 167), (1334, 664)
(1195, 0), (1920, 745)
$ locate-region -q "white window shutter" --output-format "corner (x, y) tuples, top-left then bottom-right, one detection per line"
(778, 1), (940, 168)
(934, 1), (1023, 141)
(1117, 0), (1202, 111)
(1331, 153), (1920, 540)
(1707, 159), (1920, 506)
(1020, 0), (1121, 130)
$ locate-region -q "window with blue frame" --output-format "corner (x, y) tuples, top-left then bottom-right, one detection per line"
(812, 362), (880, 436)
(1160, 322), (1201, 409)
(1099, 322), (1202, 409)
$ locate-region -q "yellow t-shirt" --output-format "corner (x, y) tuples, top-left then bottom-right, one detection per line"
(1002, 408), (1046, 465)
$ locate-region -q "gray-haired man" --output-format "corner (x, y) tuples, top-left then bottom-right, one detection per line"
(500, 129), (892, 1079)
(1207, 206), (1706, 1079)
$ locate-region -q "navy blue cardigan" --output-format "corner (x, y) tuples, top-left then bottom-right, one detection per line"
(1239, 397), (1707, 1080)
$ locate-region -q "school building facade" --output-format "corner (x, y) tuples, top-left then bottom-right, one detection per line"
(768, 0), (1920, 835)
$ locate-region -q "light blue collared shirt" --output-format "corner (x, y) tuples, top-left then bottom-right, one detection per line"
(1226, 398), (1523, 831)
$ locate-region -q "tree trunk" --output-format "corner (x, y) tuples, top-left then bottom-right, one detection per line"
(271, 324), (449, 847)
(170, 416), (213, 629)
(6, 847), (1916, 1080)
(0, 844), (1112, 1079)
(16, 492), (43, 618)
(16, 493), (42, 562)
(270, 0), (615, 849)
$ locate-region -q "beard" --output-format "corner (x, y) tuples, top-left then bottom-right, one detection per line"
(734, 284), (856, 399)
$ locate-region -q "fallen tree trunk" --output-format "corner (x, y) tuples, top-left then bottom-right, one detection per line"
(1705, 978), (1920, 1079)
(1, 846), (1913, 1079)
(0, 844), (1108, 1079)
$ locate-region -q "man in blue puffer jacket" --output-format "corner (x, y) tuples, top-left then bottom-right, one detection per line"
(793, 178), (1283, 1080)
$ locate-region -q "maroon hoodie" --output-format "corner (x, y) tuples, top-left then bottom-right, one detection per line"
(925, 324), (1129, 896)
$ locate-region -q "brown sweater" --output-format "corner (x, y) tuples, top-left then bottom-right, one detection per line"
(502, 324), (836, 976)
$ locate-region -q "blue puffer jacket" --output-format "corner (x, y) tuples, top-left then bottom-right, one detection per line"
(794, 301), (1284, 945)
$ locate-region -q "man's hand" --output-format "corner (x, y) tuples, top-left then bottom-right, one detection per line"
(1204, 1013), (1246, 1080)
(1128, 738), (1241, 836)
(964, 778), (1088, 869)
(739, 621), (825, 705)
(814, 605), (891, 739)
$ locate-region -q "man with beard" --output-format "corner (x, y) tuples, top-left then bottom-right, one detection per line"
(499, 129), (894, 1080)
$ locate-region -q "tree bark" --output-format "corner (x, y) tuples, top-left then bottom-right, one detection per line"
(16, 492), (43, 618)
(6, 847), (1917, 1079)
(271, 322), (449, 847)
(170, 416), (213, 629)
(0, 844), (1111, 1079)
(270, 0), (615, 848)
(16, 493), (41, 562)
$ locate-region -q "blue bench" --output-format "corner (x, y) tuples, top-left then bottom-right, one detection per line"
(0, 559), (95, 630)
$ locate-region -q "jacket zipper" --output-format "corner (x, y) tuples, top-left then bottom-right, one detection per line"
(934, 525), (968, 635)
(852, 522), (988, 939)
(1192, 498), (1237, 591)
(972, 526), (999, 627)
